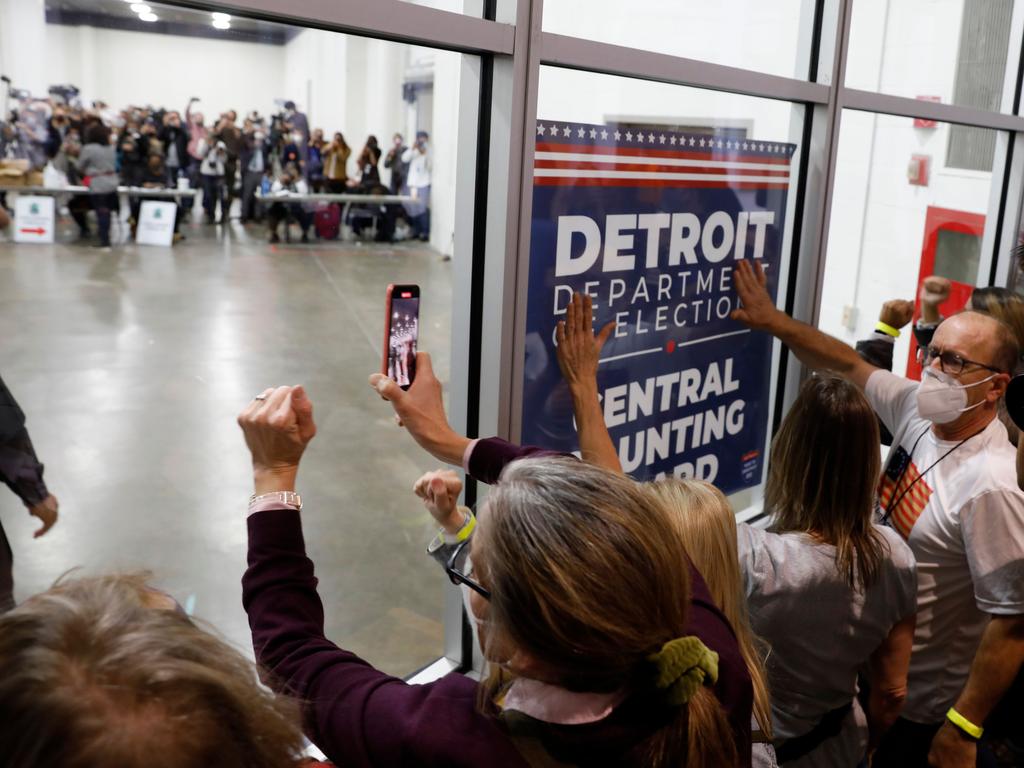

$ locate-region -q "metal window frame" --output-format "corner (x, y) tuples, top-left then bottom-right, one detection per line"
(173, 0), (1024, 680)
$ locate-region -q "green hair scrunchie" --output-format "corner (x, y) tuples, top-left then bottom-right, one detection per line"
(648, 636), (719, 706)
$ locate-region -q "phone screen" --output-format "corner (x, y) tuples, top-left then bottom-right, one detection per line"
(386, 287), (419, 389)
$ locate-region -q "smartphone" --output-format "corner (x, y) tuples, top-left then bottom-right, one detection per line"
(383, 284), (420, 390)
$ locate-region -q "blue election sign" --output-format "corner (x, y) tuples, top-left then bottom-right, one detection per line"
(522, 121), (797, 494)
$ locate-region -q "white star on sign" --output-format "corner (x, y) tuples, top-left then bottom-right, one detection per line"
(537, 124), (545, 135)
(699, 138), (706, 147)
(601, 130), (609, 140)
(715, 140), (722, 149)
(577, 127), (586, 138)
(670, 136), (677, 145)
(689, 137), (696, 146)
(614, 131), (621, 140)
(626, 131), (634, 141)
(742, 142), (749, 150)
(758, 144), (764, 151)
(589, 128), (597, 139)
(636, 132), (644, 143)
(659, 134), (666, 144)
(562, 126), (571, 137)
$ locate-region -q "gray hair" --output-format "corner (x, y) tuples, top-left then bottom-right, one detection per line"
(0, 573), (304, 768)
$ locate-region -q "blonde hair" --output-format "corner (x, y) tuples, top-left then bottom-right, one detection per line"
(645, 479), (772, 740)
(0, 573), (305, 768)
(478, 457), (739, 768)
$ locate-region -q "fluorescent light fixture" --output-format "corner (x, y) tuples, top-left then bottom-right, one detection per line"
(211, 12), (231, 21)
(212, 19), (230, 29)
(139, 11), (158, 21)
(129, 3), (151, 12)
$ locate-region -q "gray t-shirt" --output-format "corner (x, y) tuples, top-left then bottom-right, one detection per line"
(77, 143), (119, 193)
(738, 524), (916, 758)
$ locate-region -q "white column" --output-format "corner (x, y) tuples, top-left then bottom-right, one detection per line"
(0, 0), (47, 97)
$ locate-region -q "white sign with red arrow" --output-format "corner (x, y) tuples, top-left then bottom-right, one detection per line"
(13, 196), (55, 244)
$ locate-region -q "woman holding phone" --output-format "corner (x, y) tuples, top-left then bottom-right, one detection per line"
(238, 386), (747, 766)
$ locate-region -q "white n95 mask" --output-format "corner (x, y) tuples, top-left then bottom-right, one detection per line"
(916, 367), (995, 424)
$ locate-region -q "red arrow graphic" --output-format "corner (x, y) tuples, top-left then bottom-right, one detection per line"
(19, 227), (45, 235)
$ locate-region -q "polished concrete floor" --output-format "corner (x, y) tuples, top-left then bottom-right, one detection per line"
(0, 214), (453, 675)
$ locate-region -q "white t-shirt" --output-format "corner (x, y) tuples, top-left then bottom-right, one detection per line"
(738, 523), (916, 765)
(866, 369), (1024, 724)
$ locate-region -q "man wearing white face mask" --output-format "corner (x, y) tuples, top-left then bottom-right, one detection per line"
(732, 260), (1024, 768)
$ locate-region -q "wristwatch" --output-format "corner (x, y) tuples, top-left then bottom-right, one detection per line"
(248, 491), (302, 510)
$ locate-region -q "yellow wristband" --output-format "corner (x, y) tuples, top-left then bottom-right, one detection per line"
(876, 321), (901, 338)
(454, 509), (476, 542)
(946, 707), (983, 740)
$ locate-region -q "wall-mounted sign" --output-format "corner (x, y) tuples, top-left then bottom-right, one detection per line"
(521, 121), (797, 493)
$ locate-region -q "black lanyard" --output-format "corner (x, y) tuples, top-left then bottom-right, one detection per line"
(881, 425), (983, 524)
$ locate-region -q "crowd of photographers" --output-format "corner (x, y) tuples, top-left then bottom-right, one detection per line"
(0, 94), (433, 246)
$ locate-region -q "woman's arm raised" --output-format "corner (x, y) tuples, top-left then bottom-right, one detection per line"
(555, 292), (622, 473)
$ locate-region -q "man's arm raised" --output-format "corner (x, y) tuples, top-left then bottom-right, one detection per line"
(731, 260), (879, 391)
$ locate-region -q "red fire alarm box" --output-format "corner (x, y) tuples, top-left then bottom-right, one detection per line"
(908, 154), (930, 186)
(914, 96), (941, 128)
(906, 206), (985, 379)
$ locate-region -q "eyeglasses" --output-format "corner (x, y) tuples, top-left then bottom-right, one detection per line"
(916, 345), (1003, 376)
(446, 538), (491, 601)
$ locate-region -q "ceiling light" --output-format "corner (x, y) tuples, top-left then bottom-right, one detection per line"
(139, 11), (158, 21)
(211, 12), (231, 21)
(212, 19), (230, 29)
(130, 3), (151, 12)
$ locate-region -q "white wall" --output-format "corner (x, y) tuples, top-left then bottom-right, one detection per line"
(38, 21), (462, 256)
(820, 0), (997, 373)
(542, 0), (808, 79)
(43, 24), (285, 121)
(0, 0), (47, 96)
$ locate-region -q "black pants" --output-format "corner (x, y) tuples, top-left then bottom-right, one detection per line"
(872, 718), (991, 768)
(240, 170), (264, 221)
(224, 157), (239, 207)
(267, 203), (310, 239)
(201, 175), (225, 220)
(91, 192), (119, 246)
(68, 194), (91, 235)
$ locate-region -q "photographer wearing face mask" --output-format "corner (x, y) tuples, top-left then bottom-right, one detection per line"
(732, 261), (1024, 768)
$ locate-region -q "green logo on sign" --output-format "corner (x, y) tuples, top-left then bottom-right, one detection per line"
(30, 203), (39, 215)
(154, 208), (163, 219)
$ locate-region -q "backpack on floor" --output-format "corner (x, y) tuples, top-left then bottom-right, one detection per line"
(314, 203), (341, 240)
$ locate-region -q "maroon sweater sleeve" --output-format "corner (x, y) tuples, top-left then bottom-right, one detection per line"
(467, 437), (571, 485)
(243, 508), (526, 768)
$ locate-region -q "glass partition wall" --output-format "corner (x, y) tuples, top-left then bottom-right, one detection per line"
(5, 0), (1024, 678)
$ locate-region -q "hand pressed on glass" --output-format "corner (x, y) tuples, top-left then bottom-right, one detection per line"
(730, 260), (780, 331)
(555, 292), (615, 395)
